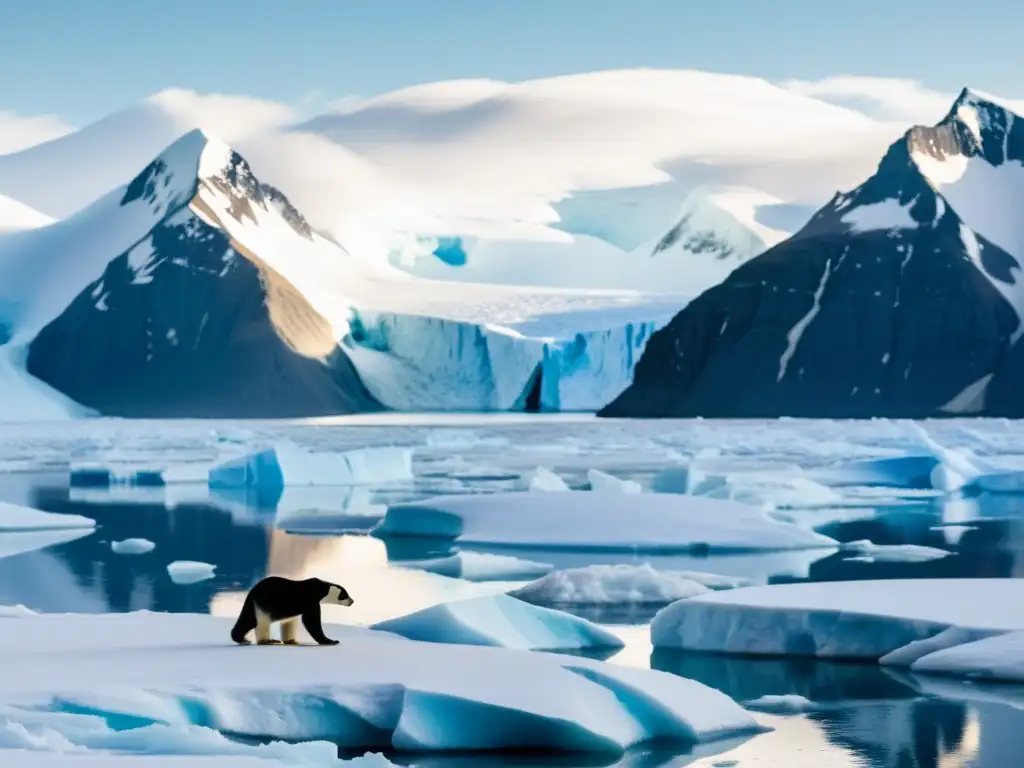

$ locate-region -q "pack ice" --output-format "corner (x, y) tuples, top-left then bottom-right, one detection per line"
(650, 579), (1024, 682)
(371, 594), (624, 651)
(0, 611), (760, 754)
(374, 491), (838, 552)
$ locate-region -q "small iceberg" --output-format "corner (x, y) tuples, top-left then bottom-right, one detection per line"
(587, 469), (642, 494)
(397, 551), (553, 581)
(166, 561), (217, 585)
(807, 455), (941, 489)
(111, 538), (156, 555)
(516, 466), (570, 492)
(840, 540), (952, 563)
(208, 443), (413, 491)
(510, 564), (716, 607)
(371, 593), (624, 651)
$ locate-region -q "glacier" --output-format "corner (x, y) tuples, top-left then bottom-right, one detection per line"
(341, 303), (677, 412)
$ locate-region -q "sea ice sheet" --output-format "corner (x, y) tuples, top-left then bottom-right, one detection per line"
(0, 611), (760, 754)
(650, 579), (1024, 672)
(371, 593), (624, 651)
(374, 491), (838, 552)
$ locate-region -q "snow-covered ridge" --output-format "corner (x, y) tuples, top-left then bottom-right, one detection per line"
(0, 194), (52, 233)
(0, 127), (688, 418)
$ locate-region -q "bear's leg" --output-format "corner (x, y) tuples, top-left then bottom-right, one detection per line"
(255, 609), (280, 645)
(281, 618), (299, 645)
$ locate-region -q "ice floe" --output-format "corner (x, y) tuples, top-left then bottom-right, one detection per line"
(807, 455), (941, 489)
(516, 466), (570, 492)
(396, 551), (553, 581)
(0, 611), (761, 754)
(909, 629), (1024, 682)
(371, 593), (623, 651)
(741, 694), (824, 714)
(166, 561), (216, 585)
(650, 579), (1024, 681)
(111, 538), (156, 555)
(374, 491), (838, 552)
(208, 443), (413, 491)
(586, 469), (642, 494)
(839, 540), (953, 563)
(510, 564), (725, 607)
(0, 502), (95, 532)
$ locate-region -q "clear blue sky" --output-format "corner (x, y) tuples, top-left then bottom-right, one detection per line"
(3, 0), (1022, 124)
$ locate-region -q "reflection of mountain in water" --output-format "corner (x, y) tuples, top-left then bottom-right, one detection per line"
(814, 700), (971, 768)
(18, 484), (271, 613)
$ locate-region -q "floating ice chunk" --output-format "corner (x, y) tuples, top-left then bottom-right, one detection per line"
(510, 564), (711, 607)
(650, 465), (699, 494)
(651, 579), (1024, 663)
(839, 540), (953, 563)
(742, 694), (824, 714)
(372, 593), (623, 651)
(397, 551), (553, 581)
(878, 626), (1004, 668)
(0, 502), (95, 532)
(807, 455), (941, 489)
(374, 492), (838, 552)
(111, 538), (156, 555)
(166, 561), (216, 585)
(587, 469), (642, 494)
(910, 629), (1024, 682)
(208, 443), (413, 491)
(516, 466), (570, 492)
(697, 473), (841, 509)
(0, 612), (760, 753)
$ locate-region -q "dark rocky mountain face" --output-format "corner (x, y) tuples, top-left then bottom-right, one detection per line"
(601, 92), (1024, 419)
(26, 209), (380, 418)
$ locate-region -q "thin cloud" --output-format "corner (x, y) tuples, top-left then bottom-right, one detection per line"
(0, 111), (73, 155)
(783, 75), (1024, 125)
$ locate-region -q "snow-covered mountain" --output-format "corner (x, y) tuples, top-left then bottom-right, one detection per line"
(0, 194), (52, 233)
(391, 185), (806, 295)
(0, 89), (294, 219)
(0, 129), (680, 418)
(603, 89), (1024, 419)
(0, 129), (381, 418)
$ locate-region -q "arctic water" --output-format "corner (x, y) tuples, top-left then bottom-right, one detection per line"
(3, 414), (1024, 767)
